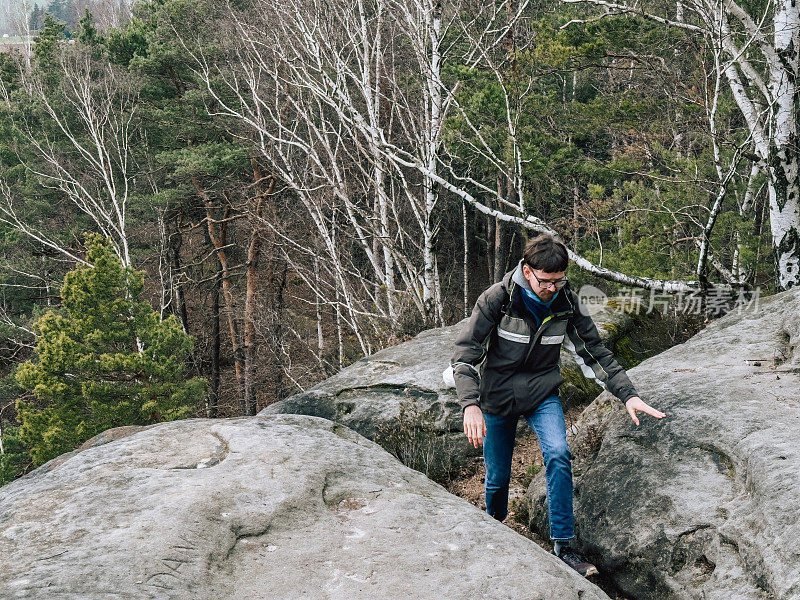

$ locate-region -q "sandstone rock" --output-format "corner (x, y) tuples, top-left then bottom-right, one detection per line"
(259, 324), (474, 480)
(0, 415), (609, 600)
(34, 425), (157, 473)
(527, 287), (800, 600)
(557, 300), (638, 409)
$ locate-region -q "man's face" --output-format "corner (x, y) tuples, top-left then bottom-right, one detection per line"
(522, 264), (566, 302)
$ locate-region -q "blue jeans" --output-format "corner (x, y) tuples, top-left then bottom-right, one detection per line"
(483, 394), (574, 540)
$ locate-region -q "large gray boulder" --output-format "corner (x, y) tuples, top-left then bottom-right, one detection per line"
(557, 299), (639, 408)
(260, 324), (472, 481)
(0, 415), (609, 600)
(527, 287), (800, 600)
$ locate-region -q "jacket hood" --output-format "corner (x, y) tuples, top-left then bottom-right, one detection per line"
(511, 260), (533, 292)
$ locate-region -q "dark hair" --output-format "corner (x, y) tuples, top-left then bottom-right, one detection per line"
(523, 234), (568, 273)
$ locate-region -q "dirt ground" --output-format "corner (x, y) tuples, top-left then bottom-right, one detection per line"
(444, 404), (634, 600)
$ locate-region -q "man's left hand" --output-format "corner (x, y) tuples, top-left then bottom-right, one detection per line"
(625, 396), (666, 426)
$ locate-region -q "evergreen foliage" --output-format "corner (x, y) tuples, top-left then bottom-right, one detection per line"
(0, 423), (29, 486)
(14, 235), (205, 467)
(33, 13), (67, 64)
(78, 9), (104, 48)
(0, 372), (30, 486)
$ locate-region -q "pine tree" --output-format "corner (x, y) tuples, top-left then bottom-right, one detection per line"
(33, 13), (67, 63)
(78, 8), (104, 48)
(29, 4), (42, 31)
(15, 235), (206, 466)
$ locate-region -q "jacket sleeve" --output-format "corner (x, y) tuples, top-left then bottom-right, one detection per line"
(563, 303), (639, 404)
(451, 284), (504, 412)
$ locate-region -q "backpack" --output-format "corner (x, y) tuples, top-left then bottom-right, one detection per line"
(442, 281), (514, 388)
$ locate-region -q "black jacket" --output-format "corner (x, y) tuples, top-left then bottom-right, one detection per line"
(451, 264), (639, 416)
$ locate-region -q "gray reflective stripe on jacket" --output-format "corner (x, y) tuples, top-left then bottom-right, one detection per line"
(451, 266), (639, 415)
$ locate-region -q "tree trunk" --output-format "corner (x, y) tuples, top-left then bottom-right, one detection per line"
(734, 163), (762, 283)
(169, 219), (190, 332)
(194, 176), (246, 414)
(369, 0), (398, 326)
(335, 277), (344, 370)
(208, 269), (221, 418)
(766, 144), (800, 289)
(243, 163), (275, 415)
(463, 200), (469, 318)
(766, 0), (799, 289)
(493, 214), (504, 282)
(271, 261), (288, 401)
(719, 0), (800, 289)
(314, 252), (325, 362)
(419, 0), (444, 325)
(486, 208), (496, 282)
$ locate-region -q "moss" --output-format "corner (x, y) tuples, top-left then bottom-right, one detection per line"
(375, 397), (456, 484)
(611, 333), (640, 369)
(608, 309), (705, 370)
(509, 496), (530, 527)
(559, 367), (603, 410)
(519, 462), (542, 489)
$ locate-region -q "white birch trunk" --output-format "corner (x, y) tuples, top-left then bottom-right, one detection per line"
(463, 200), (469, 318)
(765, 0), (800, 289)
(369, 0), (398, 324)
(423, 0), (443, 324)
(733, 163), (762, 282)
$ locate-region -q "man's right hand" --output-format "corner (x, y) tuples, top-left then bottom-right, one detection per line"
(463, 405), (486, 448)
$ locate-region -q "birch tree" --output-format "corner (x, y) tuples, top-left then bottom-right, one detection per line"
(191, 0), (432, 334)
(191, 0), (542, 329)
(182, 0), (760, 314)
(562, 0), (799, 289)
(1, 42), (139, 268)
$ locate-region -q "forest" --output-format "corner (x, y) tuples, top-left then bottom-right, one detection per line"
(0, 0), (796, 483)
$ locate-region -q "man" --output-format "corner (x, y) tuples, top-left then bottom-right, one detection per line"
(451, 234), (665, 577)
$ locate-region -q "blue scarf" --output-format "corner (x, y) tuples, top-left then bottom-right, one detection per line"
(520, 287), (558, 328)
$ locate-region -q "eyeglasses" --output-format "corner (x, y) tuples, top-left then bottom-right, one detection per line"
(529, 271), (568, 290)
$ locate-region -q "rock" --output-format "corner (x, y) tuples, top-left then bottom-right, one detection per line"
(0, 415), (609, 600)
(34, 425), (158, 473)
(527, 287), (800, 600)
(557, 300), (638, 409)
(260, 324), (475, 481)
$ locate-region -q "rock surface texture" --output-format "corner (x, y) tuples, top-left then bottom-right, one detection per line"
(528, 287), (800, 600)
(260, 324), (476, 479)
(0, 415), (609, 600)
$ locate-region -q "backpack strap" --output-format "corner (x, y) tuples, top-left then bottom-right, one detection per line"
(501, 280), (515, 316)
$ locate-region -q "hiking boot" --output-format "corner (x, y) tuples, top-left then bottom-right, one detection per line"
(555, 546), (598, 577)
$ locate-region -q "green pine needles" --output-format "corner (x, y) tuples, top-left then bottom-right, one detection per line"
(15, 235), (206, 467)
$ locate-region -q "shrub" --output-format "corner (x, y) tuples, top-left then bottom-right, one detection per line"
(15, 235), (206, 466)
(376, 397), (456, 484)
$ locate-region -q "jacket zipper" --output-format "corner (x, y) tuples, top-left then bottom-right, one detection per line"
(523, 310), (572, 365)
